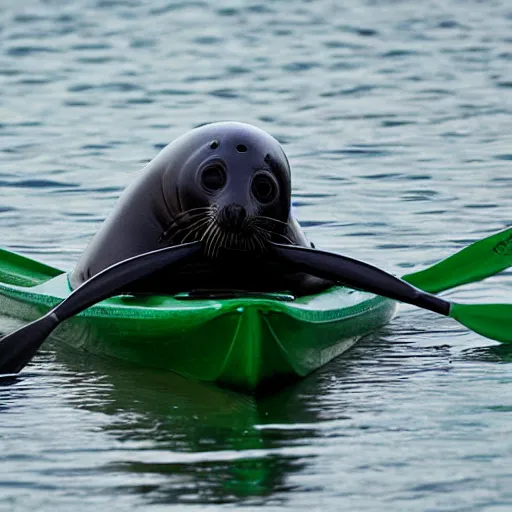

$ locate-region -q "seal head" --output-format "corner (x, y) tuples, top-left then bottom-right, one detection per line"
(159, 122), (292, 256)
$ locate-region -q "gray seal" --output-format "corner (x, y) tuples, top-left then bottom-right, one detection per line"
(70, 122), (331, 295)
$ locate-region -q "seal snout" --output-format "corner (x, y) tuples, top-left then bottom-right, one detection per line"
(218, 203), (248, 232)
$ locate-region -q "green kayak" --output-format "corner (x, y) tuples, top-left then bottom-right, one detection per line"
(0, 248), (397, 392)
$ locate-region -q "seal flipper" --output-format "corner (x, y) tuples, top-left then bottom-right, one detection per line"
(0, 241), (202, 375)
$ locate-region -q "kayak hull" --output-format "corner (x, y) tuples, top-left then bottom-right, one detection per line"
(0, 248), (397, 392)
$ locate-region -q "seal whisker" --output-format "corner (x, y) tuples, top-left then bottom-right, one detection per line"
(160, 214), (210, 242)
(253, 230), (270, 252)
(255, 232), (267, 251)
(252, 216), (290, 228)
(174, 206), (212, 219)
(210, 227), (223, 258)
(204, 222), (221, 258)
(167, 207), (211, 226)
(201, 215), (217, 240)
(181, 216), (211, 234)
(213, 228), (224, 258)
(254, 225), (294, 245)
(253, 226), (275, 237)
(219, 231), (229, 256)
(181, 218), (211, 243)
(162, 215), (210, 243)
(160, 206), (215, 240)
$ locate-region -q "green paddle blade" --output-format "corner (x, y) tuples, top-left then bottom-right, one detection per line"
(450, 303), (512, 343)
(403, 227), (512, 293)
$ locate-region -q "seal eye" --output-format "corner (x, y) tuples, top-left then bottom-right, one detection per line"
(201, 164), (226, 193)
(252, 172), (278, 204)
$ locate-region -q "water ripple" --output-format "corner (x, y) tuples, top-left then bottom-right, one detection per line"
(1, 0), (512, 510)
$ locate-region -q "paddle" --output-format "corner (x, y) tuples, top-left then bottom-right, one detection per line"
(0, 241), (202, 375)
(271, 233), (512, 343)
(402, 227), (512, 293)
(0, 227), (510, 375)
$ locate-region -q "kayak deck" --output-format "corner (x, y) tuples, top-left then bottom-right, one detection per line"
(0, 248), (397, 392)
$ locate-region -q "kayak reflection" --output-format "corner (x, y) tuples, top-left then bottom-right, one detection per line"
(52, 344), (323, 504)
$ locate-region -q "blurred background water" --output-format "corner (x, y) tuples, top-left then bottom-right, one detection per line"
(0, 0), (511, 510)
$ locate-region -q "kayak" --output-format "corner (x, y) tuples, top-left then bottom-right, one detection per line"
(0, 248), (397, 392)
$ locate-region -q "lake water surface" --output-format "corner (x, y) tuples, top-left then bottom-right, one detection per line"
(1, 0), (511, 510)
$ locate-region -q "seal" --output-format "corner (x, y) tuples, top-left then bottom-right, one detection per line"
(70, 122), (332, 295)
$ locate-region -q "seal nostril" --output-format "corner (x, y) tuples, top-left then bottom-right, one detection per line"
(221, 203), (247, 229)
(233, 204), (246, 220)
(236, 144), (247, 153)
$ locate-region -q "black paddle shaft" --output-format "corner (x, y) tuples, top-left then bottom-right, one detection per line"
(0, 241), (203, 375)
(53, 241), (202, 322)
(271, 243), (451, 316)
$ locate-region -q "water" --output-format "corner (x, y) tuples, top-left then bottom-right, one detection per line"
(1, 0), (511, 510)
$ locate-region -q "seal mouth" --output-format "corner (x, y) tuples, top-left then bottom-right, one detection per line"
(159, 205), (292, 258)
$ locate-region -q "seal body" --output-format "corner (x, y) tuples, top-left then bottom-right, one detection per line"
(70, 122), (331, 296)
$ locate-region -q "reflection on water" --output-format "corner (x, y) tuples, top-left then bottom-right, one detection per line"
(461, 344), (512, 364)
(36, 343), (329, 505)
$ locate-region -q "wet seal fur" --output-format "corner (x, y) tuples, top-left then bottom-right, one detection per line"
(70, 122), (332, 296)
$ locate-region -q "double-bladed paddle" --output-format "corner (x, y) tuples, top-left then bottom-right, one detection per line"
(402, 227), (512, 293)
(0, 241), (202, 375)
(271, 226), (512, 343)
(0, 227), (510, 375)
